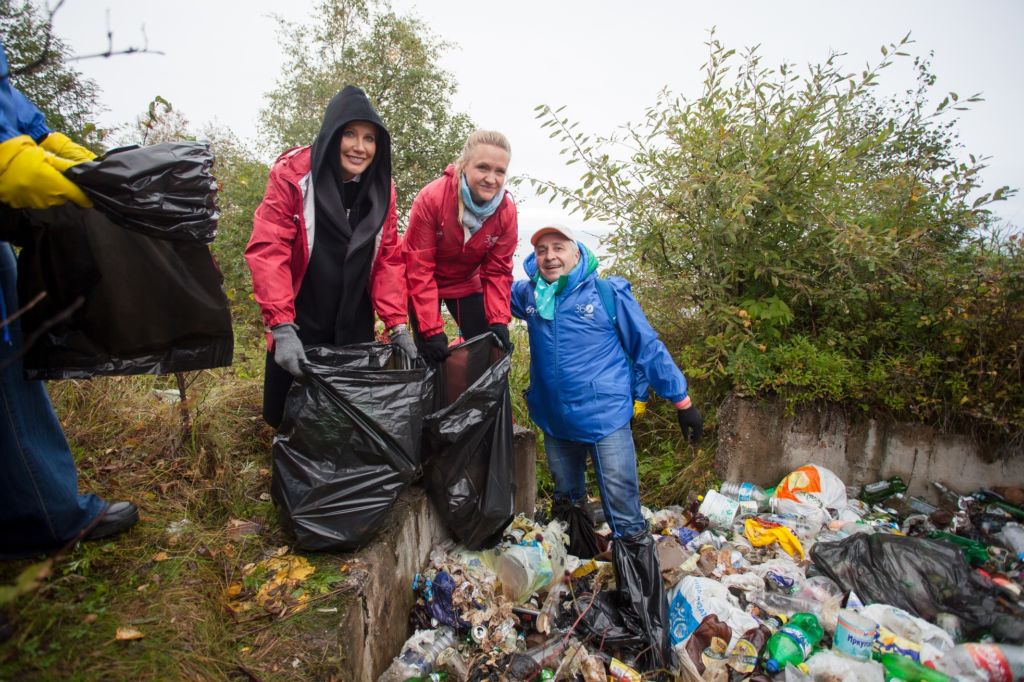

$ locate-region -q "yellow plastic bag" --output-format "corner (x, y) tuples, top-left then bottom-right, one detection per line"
(744, 518), (805, 560)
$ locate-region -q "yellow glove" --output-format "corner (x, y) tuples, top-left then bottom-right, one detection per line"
(40, 132), (96, 167)
(0, 135), (93, 209)
(632, 400), (647, 419)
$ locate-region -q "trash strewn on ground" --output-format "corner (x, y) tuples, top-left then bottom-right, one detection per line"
(380, 466), (1024, 680)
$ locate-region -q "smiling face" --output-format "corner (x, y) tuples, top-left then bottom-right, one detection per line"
(534, 233), (580, 283)
(339, 120), (377, 180)
(463, 143), (510, 203)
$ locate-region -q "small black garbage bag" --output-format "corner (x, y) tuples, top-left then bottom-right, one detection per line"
(422, 333), (515, 550)
(552, 497), (604, 559)
(613, 529), (672, 673)
(65, 142), (219, 244)
(11, 201), (232, 379)
(811, 533), (1024, 643)
(272, 344), (434, 551)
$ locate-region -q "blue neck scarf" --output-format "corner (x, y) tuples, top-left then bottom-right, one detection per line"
(459, 174), (505, 234)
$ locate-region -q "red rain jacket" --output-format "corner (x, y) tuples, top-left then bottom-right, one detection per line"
(403, 164), (517, 337)
(245, 146), (406, 346)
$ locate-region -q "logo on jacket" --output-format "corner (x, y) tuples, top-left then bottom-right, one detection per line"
(575, 303), (595, 319)
(525, 305), (536, 315)
(484, 234), (499, 248)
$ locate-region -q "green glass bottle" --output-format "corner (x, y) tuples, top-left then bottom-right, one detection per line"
(879, 653), (951, 682)
(859, 477), (908, 505)
(402, 674), (448, 682)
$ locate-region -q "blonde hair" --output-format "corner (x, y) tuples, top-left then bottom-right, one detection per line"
(455, 130), (511, 173)
(455, 130), (512, 226)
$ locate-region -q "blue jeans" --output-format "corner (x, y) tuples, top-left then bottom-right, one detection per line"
(0, 243), (105, 559)
(544, 424), (645, 537)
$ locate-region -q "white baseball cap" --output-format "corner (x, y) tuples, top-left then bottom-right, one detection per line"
(530, 224), (576, 246)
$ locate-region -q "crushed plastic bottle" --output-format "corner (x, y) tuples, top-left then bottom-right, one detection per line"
(378, 627), (456, 682)
(936, 643), (1024, 681)
(764, 612), (823, 674)
(721, 481), (771, 511)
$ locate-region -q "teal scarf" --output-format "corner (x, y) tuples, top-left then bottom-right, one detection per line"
(459, 174), (505, 234)
(533, 274), (568, 320)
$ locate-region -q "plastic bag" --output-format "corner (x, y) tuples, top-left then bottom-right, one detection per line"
(12, 201), (232, 379)
(811, 533), (1024, 643)
(770, 464), (847, 528)
(668, 576), (758, 648)
(65, 142), (219, 244)
(423, 334), (515, 549)
(613, 529), (672, 672)
(805, 650), (884, 681)
(272, 343), (433, 551)
(552, 497), (605, 559)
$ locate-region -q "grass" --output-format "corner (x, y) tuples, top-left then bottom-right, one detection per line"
(0, 330), (717, 680)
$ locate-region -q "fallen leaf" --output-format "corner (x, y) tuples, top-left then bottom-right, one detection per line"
(152, 552), (169, 562)
(226, 518), (262, 540)
(136, 583), (149, 592)
(115, 627), (145, 641)
(82, 613), (98, 624)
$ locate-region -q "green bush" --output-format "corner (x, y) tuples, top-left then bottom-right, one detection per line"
(534, 32), (1022, 446)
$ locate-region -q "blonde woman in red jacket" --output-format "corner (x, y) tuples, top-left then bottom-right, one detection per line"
(402, 131), (518, 362)
(245, 86), (411, 427)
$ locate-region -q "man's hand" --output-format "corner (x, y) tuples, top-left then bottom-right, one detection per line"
(271, 323), (307, 378)
(421, 332), (451, 364)
(676, 405), (703, 443)
(0, 135), (92, 209)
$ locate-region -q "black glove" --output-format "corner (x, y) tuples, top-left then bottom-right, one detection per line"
(488, 323), (513, 352)
(676, 405), (703, 443)
(421, 332), (451, 364)
(271, 323), (307, 378)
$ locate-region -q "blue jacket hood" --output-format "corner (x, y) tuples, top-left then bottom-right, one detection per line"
(523, 241), (598, 293)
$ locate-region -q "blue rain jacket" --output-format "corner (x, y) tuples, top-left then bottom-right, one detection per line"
(0, 43), (51, 144)
(511, 243), (688, 442)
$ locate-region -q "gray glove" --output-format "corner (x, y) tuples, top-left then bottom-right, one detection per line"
(390, 326), (418, 360)
(271, 323), (307, 378)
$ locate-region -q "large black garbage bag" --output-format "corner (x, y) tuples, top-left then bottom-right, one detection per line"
(613, 529), (672, 673)
(423, 334), (515, 550)
(272, 344), (434, 551)
(811, 533), (1024, 643)
(12, 201), (232, 379)
(65, 142), (219, 244)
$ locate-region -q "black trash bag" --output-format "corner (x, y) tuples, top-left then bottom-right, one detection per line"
(65, 142), (219, 244)
(272, 344), (433, 551)
(613, 529), (672, 673)
(811, 533), (1024, 643)
(552, 497), (605, 559)
(11, 201), (232, 379)
(573, 589), (647, 652)
(423, 333), (515, 550)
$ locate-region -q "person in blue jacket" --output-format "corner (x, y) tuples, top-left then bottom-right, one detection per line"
(511, 224), (703, 537)
(0, 42), (138, 558)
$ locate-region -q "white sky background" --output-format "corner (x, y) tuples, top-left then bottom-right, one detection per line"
(53, 0), (1024, 275)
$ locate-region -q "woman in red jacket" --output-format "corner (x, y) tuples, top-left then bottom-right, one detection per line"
(246, 86), (412, 427)
(403, 130), (518, 362)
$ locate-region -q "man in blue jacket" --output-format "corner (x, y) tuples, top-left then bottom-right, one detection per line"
(511, 223), (702, 671)
(0, 42), (138, 558)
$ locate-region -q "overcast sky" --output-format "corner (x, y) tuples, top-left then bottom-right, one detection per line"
(53, 0), (1024, 270)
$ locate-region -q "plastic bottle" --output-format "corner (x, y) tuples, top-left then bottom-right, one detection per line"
(535, 577), (567, 634)
(728, 624), (771, 675)
(997, 522), (1024, 559)
(748, 589), (825, 618)
(378, 627), (456, 682)
(720, 481), (770, 511)
(763, 613), (823, 674)
(859, 476), (907, 505)
(880, 653), (951, 681)
(936, 643), (1024, 681)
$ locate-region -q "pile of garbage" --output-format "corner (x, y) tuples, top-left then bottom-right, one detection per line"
(381, 464), (1024, 681)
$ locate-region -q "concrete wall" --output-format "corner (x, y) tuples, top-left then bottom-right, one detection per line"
(338, 425), (537, 681)
(715, 394), (1024, 499)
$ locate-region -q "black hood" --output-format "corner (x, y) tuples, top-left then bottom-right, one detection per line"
(311, 85), (392, 204)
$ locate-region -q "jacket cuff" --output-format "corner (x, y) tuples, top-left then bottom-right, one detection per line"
(674, 396), (692, 410)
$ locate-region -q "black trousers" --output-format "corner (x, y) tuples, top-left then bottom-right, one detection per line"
(411, 292), (488, 345)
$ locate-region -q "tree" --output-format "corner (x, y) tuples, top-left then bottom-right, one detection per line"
(0, 0), (102, 146)
(260, 0), (474, 220)
(534, 32), (1022, 443)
